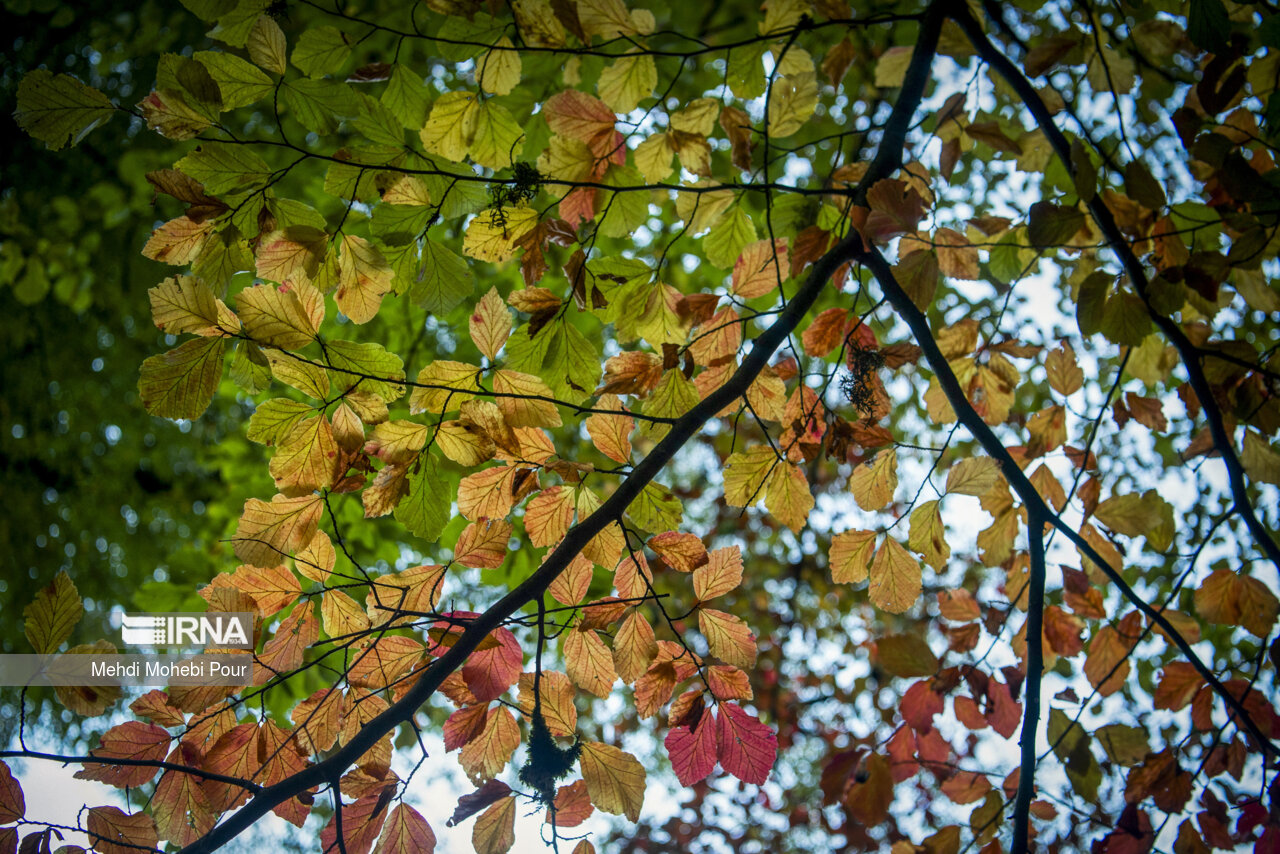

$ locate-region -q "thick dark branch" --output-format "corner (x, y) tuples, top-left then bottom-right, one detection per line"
(1012, 507), (1046, 854)
(859, 246), (1280, 760)
(950, 3), (1280, 576)
(176, 7), (951, 851)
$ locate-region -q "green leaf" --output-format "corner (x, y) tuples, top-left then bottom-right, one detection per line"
(282, 78), (358, 134)
(1047, 708), (1101, 801)
(728, 42), (767, 99)
(230, 341), (272, 393)
(353, 95), (406, 147)
(15, 70), (115, 150)
(24, 570), (83, 654)
(292, 26), (352, 77)
(194, 50), (273, 110)
(597, 165), (649, 239)
(396, 453), (452, 541)
(627, 483), (684, 533)
(138, 337), (225, 420)
(325, 340), (406, 402)
(410, 240), (474, 314)
(1094, 724), (1149, 766)
(175, 145), (273, 195)
(1027, 201), (1084, 249)
(641, 371), (699, 441)
(1187, 0), (1230, 53)
(705, 208), (757, 269)
(470, 101), (525, 170)
(1099, 291), (1153, 346)
(247, 398), (314, 445)
(207, 0), (268, 47)
(1075, 271), (1111, 337)
(381, 64), (430, 129)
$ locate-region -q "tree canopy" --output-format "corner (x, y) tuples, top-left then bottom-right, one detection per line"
(4, 0), (1280, 852)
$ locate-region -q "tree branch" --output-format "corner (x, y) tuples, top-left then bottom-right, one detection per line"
(950, 2), (1280, 576)
(859, 245), (1280, 761)
(176, 6), (952, 851)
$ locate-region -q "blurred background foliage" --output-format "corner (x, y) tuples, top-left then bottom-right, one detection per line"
(0, 0), (247, 650)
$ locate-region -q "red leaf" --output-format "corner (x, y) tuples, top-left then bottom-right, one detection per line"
(447, 779), (513, 827)
(76, 721), (171, 788)
(0, 761), (23, 824)
(715, 703), (777, 785)
(665, 716), (719, 786)
(86, 806), (159, 854)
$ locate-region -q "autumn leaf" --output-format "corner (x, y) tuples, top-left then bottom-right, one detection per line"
(716, 702), (777, 785)
(579, 741), (646, 821)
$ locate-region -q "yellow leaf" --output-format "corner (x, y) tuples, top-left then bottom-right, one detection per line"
(267, 350), (330, 399)
(693, 545), (743, 600)
(295, 530), (336, 583)
(472, 796), (516, 854)
(256, 226), (327, 287)
(1095, 490), (1170, 538)
(419, 91), (478, 162)
(578, 741), (646, 821)
(723, 446), (776, 507)
(829, 529), (876, 584)
(764, 463), (813, 534)
(849, 448), (897, 510)
(537, 136), (595, 182)
(148, 275), (225, 336)
(236, 283), (317, 349)
(434, 420), (496, 467)
(525, 486), (576, 548)
(269, 415), (338, 495)
(945, 456), (998, 496)
(493, 369), (563, 428)
(1045, 340), (1084, 396)
(248, 15), (287, 75)
(469, 286), (511, 361)
(456, 465), (521, 521)
(908, 500), (950, 570)
(142, 215), (213, 265)
(669, 98), (720, 135)
(869, 537), (921, 614)
(585, 394), (634, 463)
(578, 0), (641, 39)
(699, 608), (757, 668)
(766, 72), (817, 137)
(233, 494), (323, 568)
(613, 611), (657, 684)
(336, 234), (394, 324)
(460, 707), (520, 784)
(321, 589), (370, 637)
(564, 628), (617, 699)
(517, 671), (578, 736)
(409, 361), (481, 415)
(367, 420), (429, 465)
(478, 36), (521, 96)
(732, 238), (788, 299)
(875, 46), (913, 88)
(463, 205), (539, 263)
(598, 53), (657, 113)
(470, 101), (524, 170)
(633, 133), (674, 183)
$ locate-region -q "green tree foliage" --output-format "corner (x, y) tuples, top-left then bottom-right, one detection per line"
(4, 0), (1280, 852)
